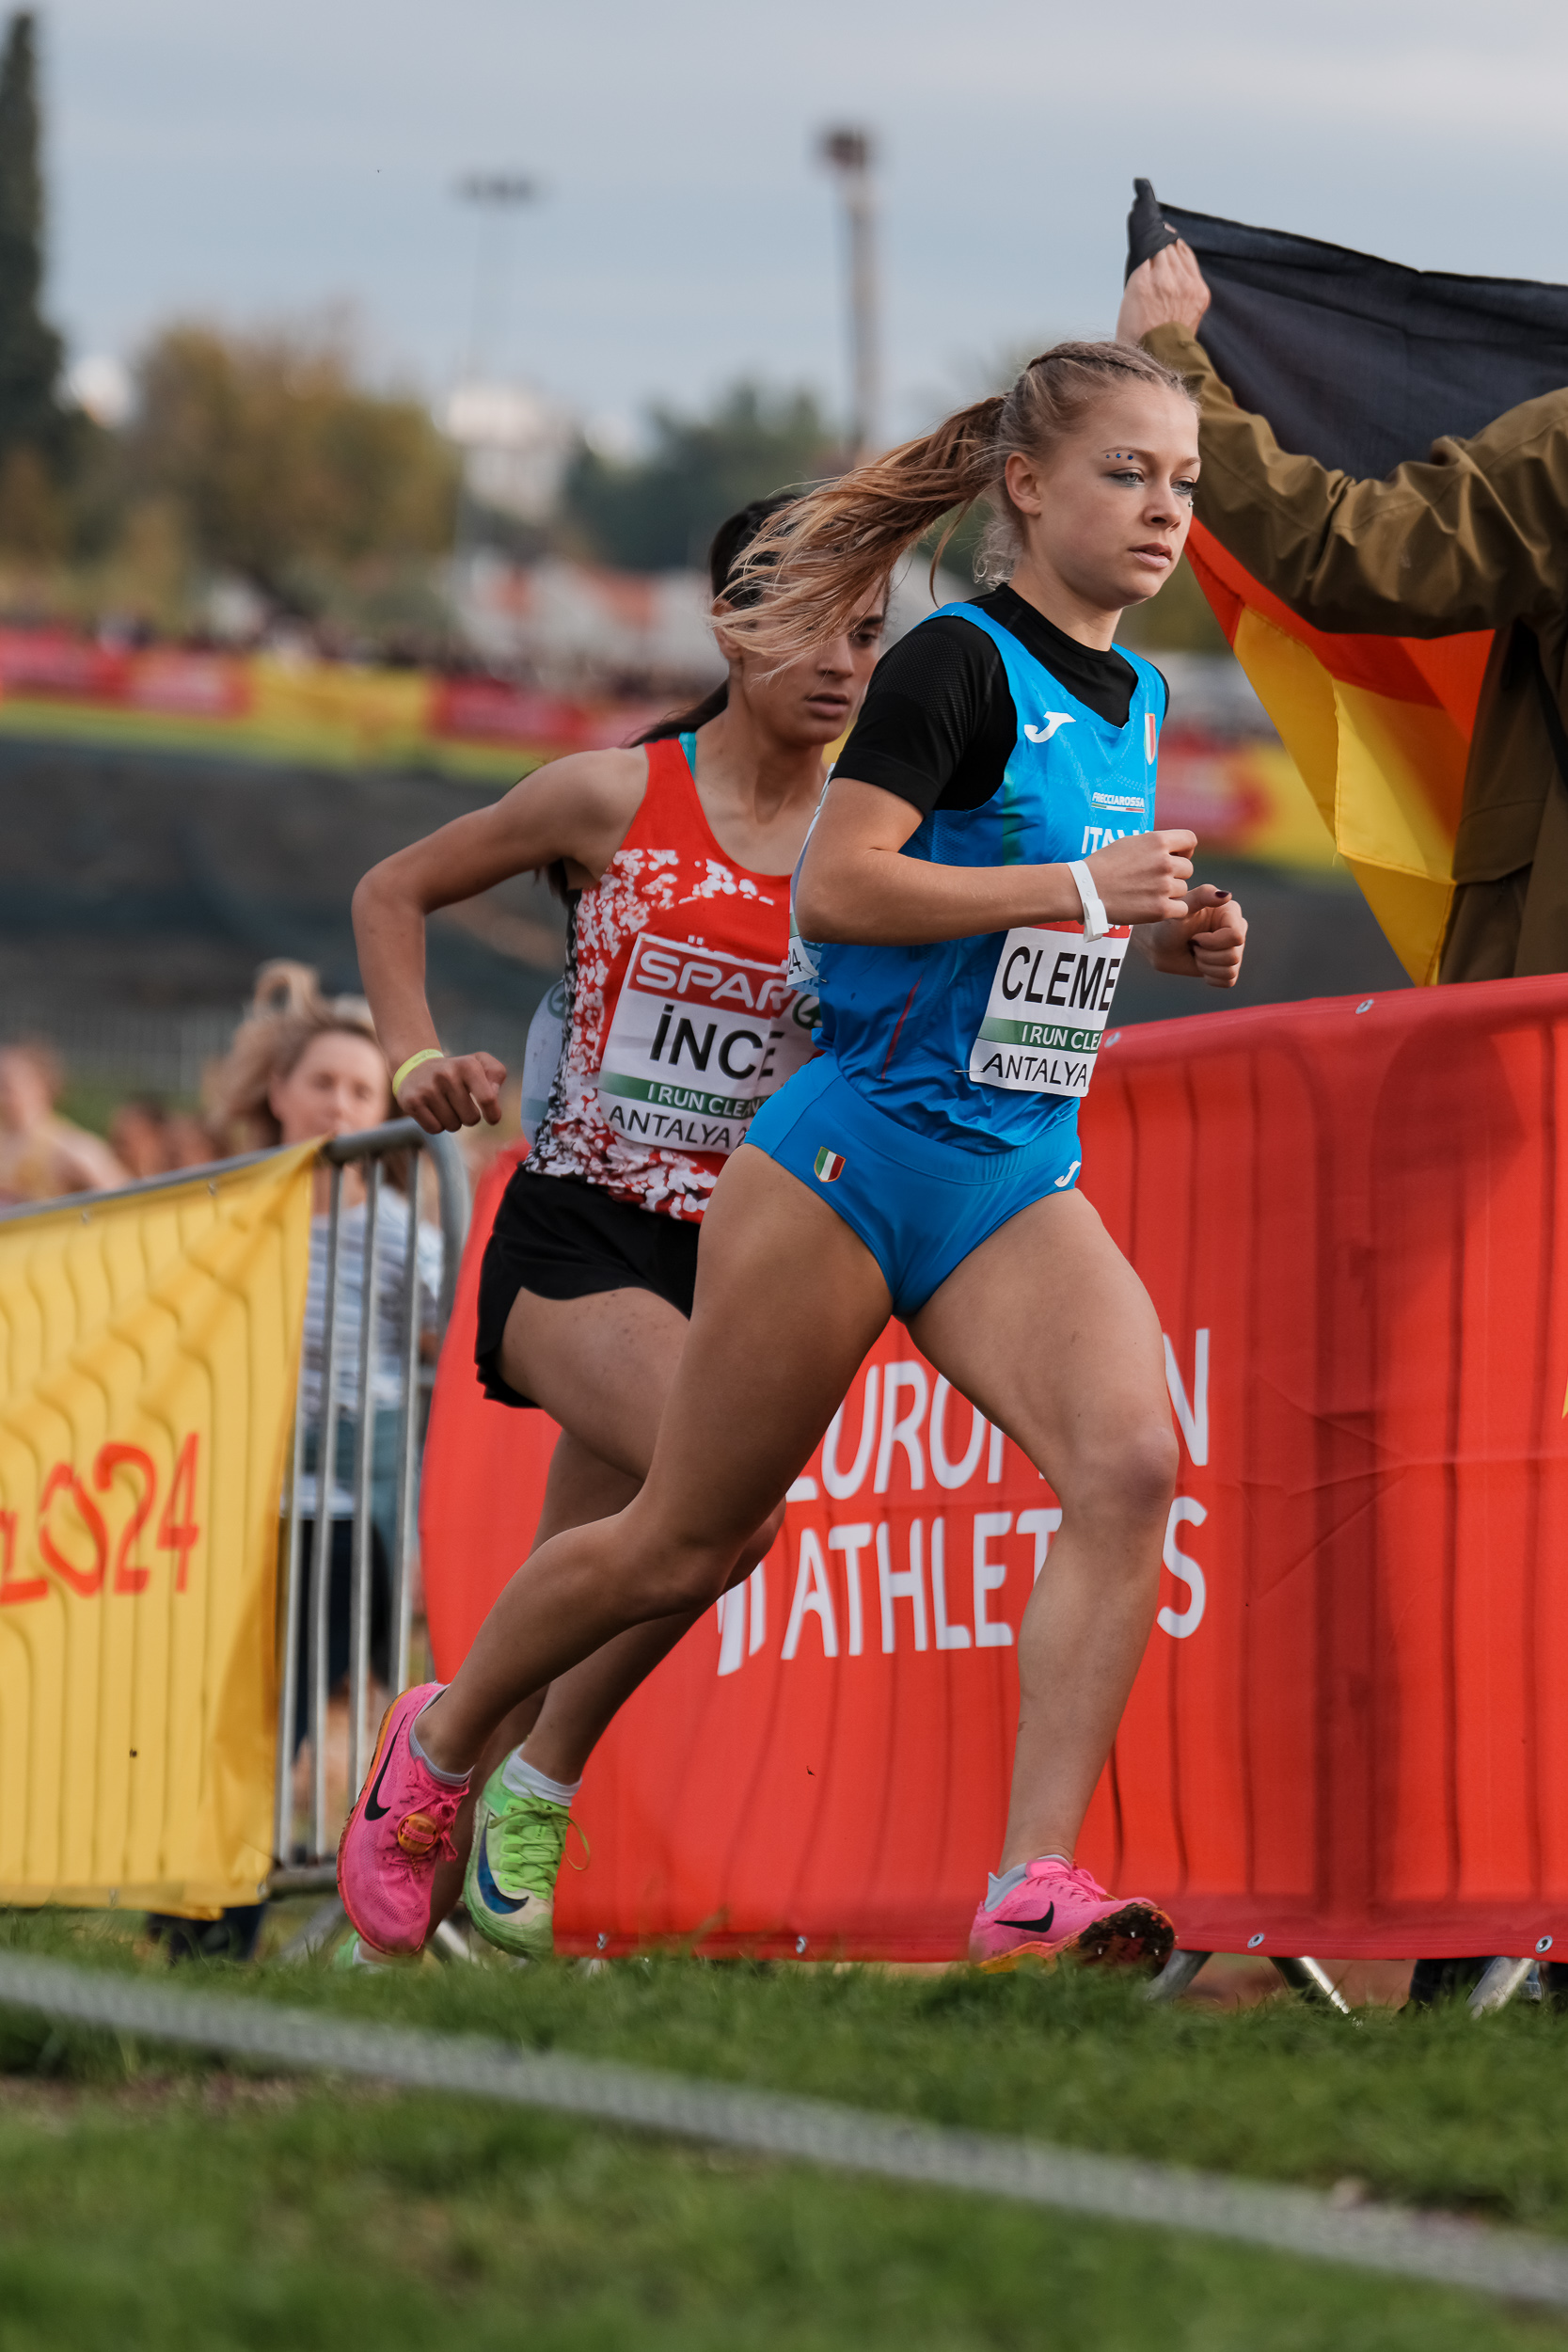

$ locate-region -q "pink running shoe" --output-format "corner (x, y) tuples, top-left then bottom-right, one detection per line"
(969, 1858), (1174, 1973)
(337, 1683), (469, 1956)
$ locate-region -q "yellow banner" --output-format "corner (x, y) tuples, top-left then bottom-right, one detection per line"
(0, 1145), (314, 1915)
(245, 656), (434, 766)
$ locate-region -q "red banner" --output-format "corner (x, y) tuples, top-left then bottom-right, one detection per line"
(421, 977), (1568, 1960)
(0, 630), (250, 717)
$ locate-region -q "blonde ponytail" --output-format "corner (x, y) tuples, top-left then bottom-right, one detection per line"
(728, 340), (1195, 660)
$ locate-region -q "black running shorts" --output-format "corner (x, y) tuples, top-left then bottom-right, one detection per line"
(474, 1167), (701, 1408)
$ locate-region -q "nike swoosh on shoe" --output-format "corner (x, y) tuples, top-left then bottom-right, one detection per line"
(363, 1738), (400, 1822)
(475, 1841), (526, 1915)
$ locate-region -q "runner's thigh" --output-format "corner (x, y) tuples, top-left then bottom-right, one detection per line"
(632, 1145), (893, 1550)
(908, 1189), (1170, 1494)
(499, 1283), (691, 1480)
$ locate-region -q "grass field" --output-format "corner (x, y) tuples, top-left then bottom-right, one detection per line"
(3, 1907), (1567, 2351)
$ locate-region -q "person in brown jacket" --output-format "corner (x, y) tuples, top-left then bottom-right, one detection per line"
(1117, 240), (1568, 983)
(1122, 238), (1568, 2010)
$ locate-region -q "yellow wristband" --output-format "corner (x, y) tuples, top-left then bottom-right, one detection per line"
(391, 1047), (445, 1102)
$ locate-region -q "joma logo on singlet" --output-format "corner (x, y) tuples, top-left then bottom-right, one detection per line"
(1023, 713), (1075, 744)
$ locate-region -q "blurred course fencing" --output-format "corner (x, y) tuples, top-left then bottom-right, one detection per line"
(8, 1949), (1568, 2304)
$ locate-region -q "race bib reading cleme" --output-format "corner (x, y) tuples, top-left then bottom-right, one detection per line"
(598, 933), (818, 1156)
(969, 921), (1131, 1100)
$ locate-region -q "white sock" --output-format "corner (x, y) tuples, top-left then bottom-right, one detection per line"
(500, 1748), (581, 1808)
(408, 1703), (470, 1788)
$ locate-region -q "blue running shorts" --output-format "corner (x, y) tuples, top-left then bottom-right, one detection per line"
(744, 1056), (1083, 1319)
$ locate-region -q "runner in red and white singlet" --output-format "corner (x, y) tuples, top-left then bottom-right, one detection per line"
(343, 498), (886, 1959)
(528, 729), (818, 1217)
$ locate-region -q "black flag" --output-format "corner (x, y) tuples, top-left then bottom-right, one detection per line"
(1126, 182), (1568, 479)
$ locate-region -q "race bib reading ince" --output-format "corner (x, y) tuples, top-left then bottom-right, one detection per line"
(598, 933), (818, 1156)
(968, 921), (1131, 1100)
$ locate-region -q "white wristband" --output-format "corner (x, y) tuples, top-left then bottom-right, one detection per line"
(1069, 859), (1111, 942)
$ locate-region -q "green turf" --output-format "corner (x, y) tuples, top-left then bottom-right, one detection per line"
(2, 1908), (1566, 2350)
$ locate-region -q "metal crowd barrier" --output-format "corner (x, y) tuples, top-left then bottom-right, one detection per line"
(269, 1118), (468, 1897)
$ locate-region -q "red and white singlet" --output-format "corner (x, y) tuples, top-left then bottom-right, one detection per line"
(528, 736), (819, 1219)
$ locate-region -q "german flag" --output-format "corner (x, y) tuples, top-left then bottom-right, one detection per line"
(1127, 183), (1568, 982)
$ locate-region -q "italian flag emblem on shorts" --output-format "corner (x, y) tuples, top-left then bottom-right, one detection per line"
(813, 1146), (846, 1184)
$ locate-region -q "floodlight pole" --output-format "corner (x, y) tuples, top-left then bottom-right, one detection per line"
(456, 171), (540, 386)
(451, 172), (540, 610)
(817, 126), (880, 463)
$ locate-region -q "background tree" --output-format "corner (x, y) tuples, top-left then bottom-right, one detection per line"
(121, 317), (458, 612)
(0, 11), (63, 453)
(562, 383), (836, 571)
(0, 11), (72, 558)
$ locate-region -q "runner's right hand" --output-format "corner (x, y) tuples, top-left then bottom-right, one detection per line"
(1085, 830), (1196, 925)
(398, 1051), (507, 1133)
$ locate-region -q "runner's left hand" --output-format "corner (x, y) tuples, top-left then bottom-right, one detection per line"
(1136, 884), (1246, 986)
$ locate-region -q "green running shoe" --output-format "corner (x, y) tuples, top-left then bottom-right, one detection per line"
(464, 1767), (581, 1959)
(330, 1931), (416, 1971)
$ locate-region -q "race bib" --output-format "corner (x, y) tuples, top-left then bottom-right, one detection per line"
(598, 933), (817, 1156)
(968, 922), (1131, 1100)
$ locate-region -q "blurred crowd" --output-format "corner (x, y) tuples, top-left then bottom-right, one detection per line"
(0, 1027), (219, 1208)
(0, 1038), (178, 1203)
(0, 958), (522, 1214)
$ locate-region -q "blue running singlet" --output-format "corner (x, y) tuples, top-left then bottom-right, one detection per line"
(749, 602), (1166, 1314)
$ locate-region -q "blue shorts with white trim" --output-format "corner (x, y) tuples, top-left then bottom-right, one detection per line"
(743, 1055), (1082, 1320)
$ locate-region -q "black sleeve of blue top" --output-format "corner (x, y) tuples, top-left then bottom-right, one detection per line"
(832, 617), (1017, 818)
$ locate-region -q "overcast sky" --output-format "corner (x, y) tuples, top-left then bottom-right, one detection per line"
(39, 0), (1568, 444)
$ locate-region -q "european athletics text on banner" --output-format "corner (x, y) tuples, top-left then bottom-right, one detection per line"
(1126, 181), (1568, 988)
(0, 1144), (314, 1915)
(423, 983), (1568, 1962)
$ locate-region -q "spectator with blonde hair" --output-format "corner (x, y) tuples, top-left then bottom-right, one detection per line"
(207, 970), (438, 1750)
(151, 964), (436, 1961)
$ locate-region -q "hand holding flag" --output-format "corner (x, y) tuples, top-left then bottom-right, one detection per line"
(1117, 239), (1211, 345)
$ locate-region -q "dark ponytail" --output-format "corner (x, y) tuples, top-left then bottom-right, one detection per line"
(632, 676), (728, 744)
(630, 489), (803, 745)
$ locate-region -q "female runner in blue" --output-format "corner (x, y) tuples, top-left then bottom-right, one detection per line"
(341, 340), (1249, 1967)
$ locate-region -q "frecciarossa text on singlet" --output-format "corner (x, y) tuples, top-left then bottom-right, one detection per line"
(790, 601), (1166, 1152)
(529, 734), (816, 1218)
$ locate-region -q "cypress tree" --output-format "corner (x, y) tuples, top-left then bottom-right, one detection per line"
(0, 10), (65, 468)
